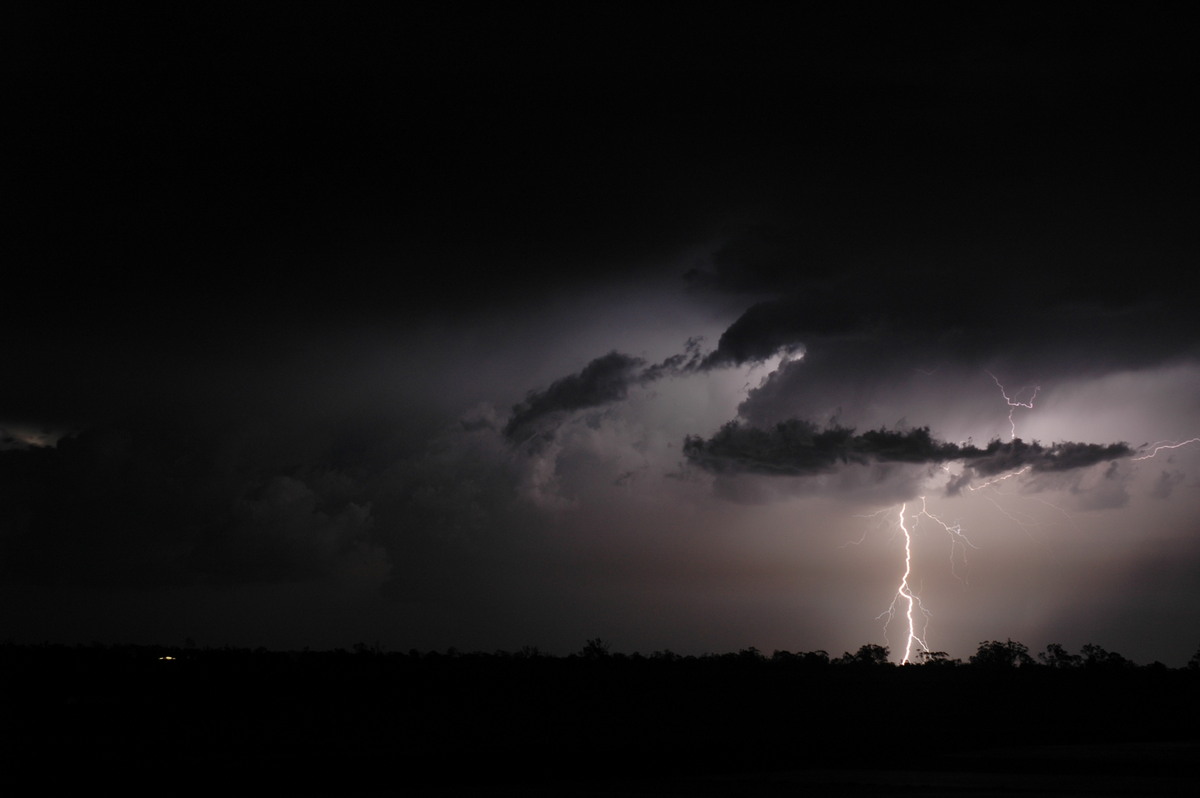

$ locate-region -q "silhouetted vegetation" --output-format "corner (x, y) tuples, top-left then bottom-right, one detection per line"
(3, 639), (1198, 791)
(970, 638), (1036, 668)
(834, 642), (892, 666)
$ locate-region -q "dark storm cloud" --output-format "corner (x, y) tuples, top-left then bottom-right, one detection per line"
(187, 474), (375, 585)
(504, 342), (703, 445)
(695, 277), (1200, 380)
(640, 337), (705, 380)
(700, 298), (847, 369)
(965, 440), (1134, 477)
(685, 224), (828, 297)
(0, 425), (383, 587)
(685, 84), (1200, 373)
(682, 421), (947, 476)
(683, 420), (1132, 483)
(370, 423), (544, 603)
(504, 353), (647, 444)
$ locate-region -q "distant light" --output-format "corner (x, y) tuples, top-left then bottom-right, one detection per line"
(158, 655), (176, 661)
(0, 423), (67, 450)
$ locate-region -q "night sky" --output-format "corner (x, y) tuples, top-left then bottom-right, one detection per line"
(5, 5), (1200, 664)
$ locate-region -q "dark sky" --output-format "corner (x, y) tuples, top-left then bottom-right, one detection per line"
(5, 4), (1200, 663)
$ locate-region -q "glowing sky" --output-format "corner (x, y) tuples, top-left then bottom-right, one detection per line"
(5, 6), (1199, 664)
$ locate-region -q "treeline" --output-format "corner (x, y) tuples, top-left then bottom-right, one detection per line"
(4, 636), (1194, 668)
(4, 638), (1199, 791)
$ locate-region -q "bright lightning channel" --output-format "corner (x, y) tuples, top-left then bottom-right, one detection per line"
(1132, 438), (1200, 460)
(876, 497), (978, 663)
(878, 503), (928, 664)
(967, 465), (1031, 491)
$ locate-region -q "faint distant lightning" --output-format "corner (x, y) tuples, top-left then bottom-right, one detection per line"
(1132, 438), (1200, 460)
(987, 371), (1039, 441)
(913, 496), (976, 583)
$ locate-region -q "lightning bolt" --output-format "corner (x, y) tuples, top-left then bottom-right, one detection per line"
(967, 465), (1032, 491)
(854, 375), (1197, 665)
(914, 496), (977, 584)
(878, 503), (929, 664)
(987, 371), (1039, 441)
(964, 465), (1051, 536)
(1132, 438), (1200, 460)
(866, 375), (1040, 662)
(872, 497), (979, 663)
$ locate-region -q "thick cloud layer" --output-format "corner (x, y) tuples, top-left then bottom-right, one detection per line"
(682, 420), (1133, 484)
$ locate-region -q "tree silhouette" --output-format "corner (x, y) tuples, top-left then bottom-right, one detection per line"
(835, 643), (891, 666)
(969, 639), (1034, 668)
(580, 638), (611, 660)
(916, 649), (959, 666)
(738, 646), (766, 662)
(1080, 643), (1133, 670)
(1038, 642), (1081, 669)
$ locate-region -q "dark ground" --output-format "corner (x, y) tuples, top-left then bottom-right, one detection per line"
(3, 644), (1198, 794)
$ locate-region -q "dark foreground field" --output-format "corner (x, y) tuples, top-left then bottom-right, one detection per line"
(3, 644), (1198, 795)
